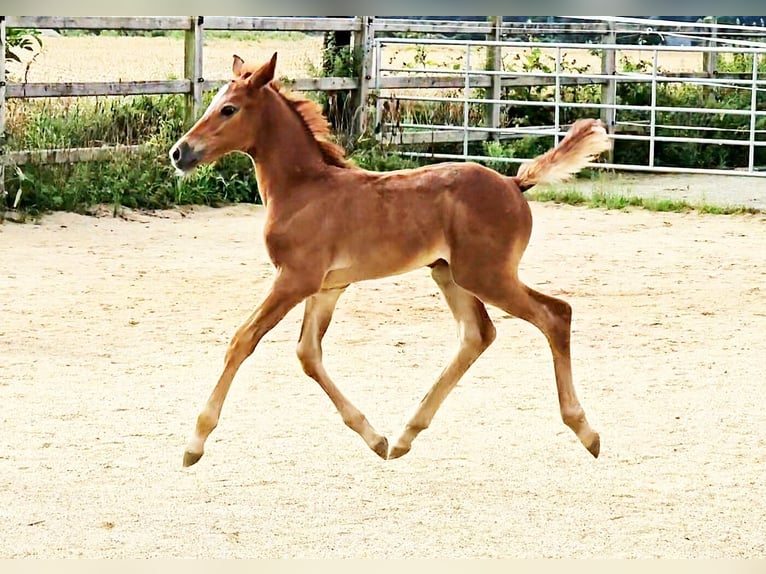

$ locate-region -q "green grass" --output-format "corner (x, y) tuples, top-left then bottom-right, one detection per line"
(6, 95), (180, 150)
(3, 92), (259, 215)
(526, 184), (763, 215)
(527, 187), (588, 205)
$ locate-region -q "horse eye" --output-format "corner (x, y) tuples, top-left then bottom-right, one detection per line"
(221, 105), (238, 118)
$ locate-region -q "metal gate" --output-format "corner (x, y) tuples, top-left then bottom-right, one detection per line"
(371, 29), (766, 177)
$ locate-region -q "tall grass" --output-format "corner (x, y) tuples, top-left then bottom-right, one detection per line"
(3, 93), (259, 214)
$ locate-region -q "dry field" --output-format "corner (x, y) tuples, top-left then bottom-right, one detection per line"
(7, 35), (325, 83)
(7, 33), (706, 85)
(1, 191), (765, 558)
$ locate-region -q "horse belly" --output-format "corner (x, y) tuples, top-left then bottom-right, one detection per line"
(322, 238), (448, 288)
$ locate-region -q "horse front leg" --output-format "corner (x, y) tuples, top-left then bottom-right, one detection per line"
(183, 269), (317, 467)
(296, 287), (389, 459)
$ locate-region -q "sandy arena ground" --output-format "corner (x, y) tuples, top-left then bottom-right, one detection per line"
(1, 186), (765, 557)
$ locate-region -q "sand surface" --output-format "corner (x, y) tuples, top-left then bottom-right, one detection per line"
(1, 193), (765, 558)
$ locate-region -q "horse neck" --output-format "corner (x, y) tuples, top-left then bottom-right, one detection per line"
(246, 88), (328, 203)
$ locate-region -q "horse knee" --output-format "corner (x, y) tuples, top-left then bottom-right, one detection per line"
(225, 331), (257, 365)
(461, 317), (496, 352)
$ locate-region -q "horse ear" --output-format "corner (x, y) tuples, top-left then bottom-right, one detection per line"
(232, 54), (244, 77)
(250, 52), (278, 88)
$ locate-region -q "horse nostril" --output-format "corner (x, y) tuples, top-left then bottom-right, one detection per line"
(171, 146), (182, 163)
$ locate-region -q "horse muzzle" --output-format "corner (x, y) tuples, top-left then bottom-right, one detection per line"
(169, 140), (204, 174)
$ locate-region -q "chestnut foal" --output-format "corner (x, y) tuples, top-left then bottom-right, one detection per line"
(170, 53), (610, 467)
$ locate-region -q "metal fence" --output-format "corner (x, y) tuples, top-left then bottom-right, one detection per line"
(372, 21), (766, 177)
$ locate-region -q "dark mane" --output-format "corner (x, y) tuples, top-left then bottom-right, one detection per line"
(271, 82), (351, 169)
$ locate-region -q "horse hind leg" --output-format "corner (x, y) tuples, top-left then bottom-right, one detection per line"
(456, 268), (600, 458)
(524, 286), (600, 457)
(389, 260), (496, 459)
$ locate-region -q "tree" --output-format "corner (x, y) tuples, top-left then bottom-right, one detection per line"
(4, 28), (42, 78)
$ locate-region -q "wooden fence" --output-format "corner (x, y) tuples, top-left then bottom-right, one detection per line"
(0, 15), (744, 195)
(0, 16), (371, 168)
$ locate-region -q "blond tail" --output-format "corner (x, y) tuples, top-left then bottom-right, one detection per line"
(513, 119), (612, 191)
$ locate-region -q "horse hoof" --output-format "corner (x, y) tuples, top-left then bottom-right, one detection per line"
(372, 437), (389, 460)
(586, 433), (600, 458)
(183, 450), (203, 467)
(387, 444), (411, 460)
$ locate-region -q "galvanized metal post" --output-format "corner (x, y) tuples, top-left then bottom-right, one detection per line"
(649, 49), (658, 168)
(702, 16), (718, 104)
(600, 21), (616, 163)
(748, 53), (758, 173)
(703, 16), (718, 77)
(184, 16), (204, 125)
(373, 37), (382, 140)
(554, 46), (561, 145)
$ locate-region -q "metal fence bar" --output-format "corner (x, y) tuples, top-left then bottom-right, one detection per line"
(649, 49), (658, 168)
(377, 66), (766, 88)
(397, 149), (766, 177)
(376, 92), (766, 116)
(377, 36), (766, 54)
(553, 46), (561, 145)
(377, 62), (766, 83)
(390, 122), (766, 146)
(749, 53), (759, 172)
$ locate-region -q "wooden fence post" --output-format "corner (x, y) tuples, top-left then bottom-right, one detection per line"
(701, 17), (718, 104)
(352, 15), (373, 142)
(321, 22), (352, 134)
(0, 16), (7, 203)
(184, 16), (204, 125)
(601, 21), (616, 163)
(702, 16), (718, 77)
(484, 16), (502, 140)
